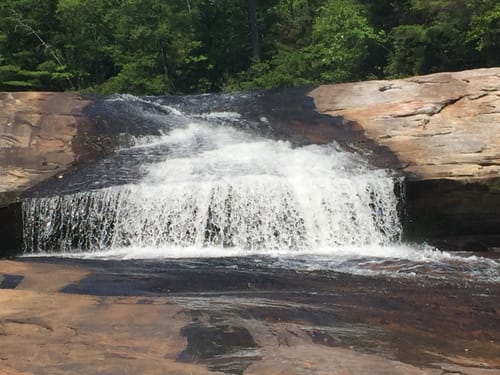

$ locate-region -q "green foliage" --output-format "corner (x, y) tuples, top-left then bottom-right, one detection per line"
(55, 0), (115, 89)
(0, 0), (498, 93)
(227, 0), (382, 89)
(312, 0), (382, 82)
(384, 0), (482, 77)
(467, 0), (500, 65)
(225, 47), (317, 90)
(490, 177), (500, 192)
(385, 24), (427, 77)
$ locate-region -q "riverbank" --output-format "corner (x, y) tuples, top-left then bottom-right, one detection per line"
(0, 258), (498, 374)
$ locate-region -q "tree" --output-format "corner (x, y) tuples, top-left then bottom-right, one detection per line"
(467, 0), (500, 66)
(55, 0), (116, 90)
(247, 0), (261, 61)
(227, 0), (382, 89)
(384, 0), (479, 77)
(0, 0), (73, 90)
(311, 0), (382, 82)
(0, 0), (497, 93)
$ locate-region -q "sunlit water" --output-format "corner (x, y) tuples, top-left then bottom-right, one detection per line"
(22, 95), (500, 282)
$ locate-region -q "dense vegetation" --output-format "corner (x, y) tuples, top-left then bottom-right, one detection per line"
(0, 0), (498, 94)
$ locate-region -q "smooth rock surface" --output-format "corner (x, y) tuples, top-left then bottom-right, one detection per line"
(309, 68), (500, 181)
(1, 259), (499, 375)
(0, 92), (91, 200)
(309, 68), (500, 250)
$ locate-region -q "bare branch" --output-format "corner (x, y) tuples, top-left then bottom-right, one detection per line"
(12, 12), (75, 90)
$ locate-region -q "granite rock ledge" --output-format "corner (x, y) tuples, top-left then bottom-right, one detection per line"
(0, 92), (92, 203)
(309, 68), (500, 181)
(309, 68), (500, 251)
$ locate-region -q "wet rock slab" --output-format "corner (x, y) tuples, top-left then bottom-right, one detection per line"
(0, 258), (498, 374)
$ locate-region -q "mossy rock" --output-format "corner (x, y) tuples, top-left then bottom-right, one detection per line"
(0, 191), (20, 208)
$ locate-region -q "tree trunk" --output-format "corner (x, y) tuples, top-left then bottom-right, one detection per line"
(247, 0), (260, 62)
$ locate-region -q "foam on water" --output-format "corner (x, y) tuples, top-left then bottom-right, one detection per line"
(196, 111), (242, 121)
(23, 122), (401, 253)
(21, 97), (500, 281)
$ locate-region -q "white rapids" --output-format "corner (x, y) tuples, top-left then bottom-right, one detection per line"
(22, 97), (500, 281)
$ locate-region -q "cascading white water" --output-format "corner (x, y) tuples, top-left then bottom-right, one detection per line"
(23, 119), (402, 255)
(21, 96), (500, 282)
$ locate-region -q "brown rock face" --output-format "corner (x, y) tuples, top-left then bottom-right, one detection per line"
(309, 68), (500, 181)
(0, 92), (121, 256)
(309, 68), (500, 250)
(0, 92), (91, 203)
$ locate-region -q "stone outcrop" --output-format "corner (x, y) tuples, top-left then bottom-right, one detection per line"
(3, 69), (499, 194)
(0, 92), (92, 203)
(309, 68), (500, 251)
(0, 92), (93, 256)
(309, 68), (500, 181)
(0, 92), (125, 256)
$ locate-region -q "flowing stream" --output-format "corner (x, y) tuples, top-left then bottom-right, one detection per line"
(21, 94), (499, 282)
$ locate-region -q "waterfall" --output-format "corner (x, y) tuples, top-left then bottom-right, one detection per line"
(22, 98), (403, 256)
(19, 94), (500, 283)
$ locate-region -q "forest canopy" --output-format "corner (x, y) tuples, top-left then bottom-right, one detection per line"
(0, 0), (498, 94)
